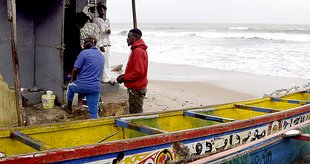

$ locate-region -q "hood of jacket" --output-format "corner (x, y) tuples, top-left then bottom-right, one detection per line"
(131, 39), (148, 51)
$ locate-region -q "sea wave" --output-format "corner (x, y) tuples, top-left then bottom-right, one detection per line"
(228, 26), (249, 30)
(114, 29), (310, 42)
(142, 31), (310, 42)
(110, 23), (310, 79)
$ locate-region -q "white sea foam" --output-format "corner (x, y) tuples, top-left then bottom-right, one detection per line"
(110, 23), (310, 79)
(228, 26), (249, 30)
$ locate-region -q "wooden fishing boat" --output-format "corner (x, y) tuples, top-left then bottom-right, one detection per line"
(1, 89), (310, 163)
(190, 119), (310, 164)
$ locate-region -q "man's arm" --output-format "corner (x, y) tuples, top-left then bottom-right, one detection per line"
(70, 67), (80, 83)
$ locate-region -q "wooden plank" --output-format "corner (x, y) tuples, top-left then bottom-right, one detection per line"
(184, 111), (235, 123)
(271, 97), (310, 105)
(115, 119), (167, 135)
(234, 104), (281, 113)
(7, 0), (24, 126)
(10, 130), (52, 151)
(131, 0), (137, 28)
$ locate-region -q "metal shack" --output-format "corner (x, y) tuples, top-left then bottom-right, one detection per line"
(0, 0), (107, 102)
(0, 0), (106, 126)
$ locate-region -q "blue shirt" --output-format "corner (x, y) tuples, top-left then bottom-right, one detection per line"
(74, 47), (104, 92)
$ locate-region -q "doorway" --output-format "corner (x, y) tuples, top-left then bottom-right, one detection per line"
(63, 0), (82, 82)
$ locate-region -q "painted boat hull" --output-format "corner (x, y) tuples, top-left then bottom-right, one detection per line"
(1, 91), (310, 163)
(190, 120), (310, 164)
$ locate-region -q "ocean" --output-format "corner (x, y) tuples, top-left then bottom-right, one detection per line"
(110, 23), (310, 79)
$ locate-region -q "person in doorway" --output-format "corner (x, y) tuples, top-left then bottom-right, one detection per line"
(75, 11), (102, 105)
(116, 29), (148, 114)
(63, 37), (104, 119)
(76, 12), (100, 49)
(93, 3), (114, 85)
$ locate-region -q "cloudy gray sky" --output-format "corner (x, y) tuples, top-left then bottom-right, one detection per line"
(106, 0), (310, 24)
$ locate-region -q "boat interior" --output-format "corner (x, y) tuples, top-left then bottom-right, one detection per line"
(0, 91), (309, 157)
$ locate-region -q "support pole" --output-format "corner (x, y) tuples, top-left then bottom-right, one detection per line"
(131, 0), (137, 28)
(7, 0), (24, 126)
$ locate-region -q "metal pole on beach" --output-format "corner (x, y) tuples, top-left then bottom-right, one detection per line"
(131, 0), (137, 28)
(7, 0), (25, 126)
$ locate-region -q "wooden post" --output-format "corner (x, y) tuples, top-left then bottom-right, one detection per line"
(131, 0), (137, 28)
(7, 0), (24, 126)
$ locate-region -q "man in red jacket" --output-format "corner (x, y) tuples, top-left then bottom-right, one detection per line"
(117, 29), (148, 114)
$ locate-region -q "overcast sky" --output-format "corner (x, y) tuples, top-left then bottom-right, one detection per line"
(106, 0), (310, 24)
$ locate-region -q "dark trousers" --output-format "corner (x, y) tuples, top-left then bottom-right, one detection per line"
(128, 88), (146, 114)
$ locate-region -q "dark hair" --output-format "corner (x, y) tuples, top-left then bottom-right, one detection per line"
(129, 29), (142, 38)
(97, 3), (107, 11)
(75, 12), (89, 28)
(84, 36), (97, 44)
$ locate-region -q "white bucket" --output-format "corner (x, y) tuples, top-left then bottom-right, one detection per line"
(42, 90), (56, 109)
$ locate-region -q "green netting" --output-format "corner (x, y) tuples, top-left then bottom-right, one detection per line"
(294, 125), (310, 163)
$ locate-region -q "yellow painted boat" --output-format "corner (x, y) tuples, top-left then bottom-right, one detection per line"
(1, 90), (310, 163)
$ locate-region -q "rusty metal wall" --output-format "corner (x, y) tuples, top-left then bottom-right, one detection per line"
(34, 0), (64, 102)
(0, 0), (64, 102)
(0, 1), (12, 86)
(0, 0), (35, 88)
(0, 0), (109, 104)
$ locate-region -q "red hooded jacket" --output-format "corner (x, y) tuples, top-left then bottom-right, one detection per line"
(123, 39), (148, 90)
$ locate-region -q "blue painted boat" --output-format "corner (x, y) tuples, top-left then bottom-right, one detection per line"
(190, 120), (310, 164)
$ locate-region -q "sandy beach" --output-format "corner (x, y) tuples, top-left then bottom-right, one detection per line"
(109, 51), (309, 113)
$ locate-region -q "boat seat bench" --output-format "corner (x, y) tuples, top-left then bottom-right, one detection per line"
(10, 131), (52, 151)
(183, 111), (235, 123)
(234, 104), (281, 113)
(271, 97), (310, 105)
(115, 119), (167, 135)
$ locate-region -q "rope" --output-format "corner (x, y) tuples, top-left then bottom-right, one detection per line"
(265, 88), (287, 97)
(266, 81), (310, 98)
(305, 82), (310, 101)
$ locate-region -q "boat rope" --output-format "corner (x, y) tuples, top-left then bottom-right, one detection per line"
(264, 88), (287, 97)
(266, 81), (310, 98)
(98, 131), (118, 143)
(305, 83), (310, 101)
